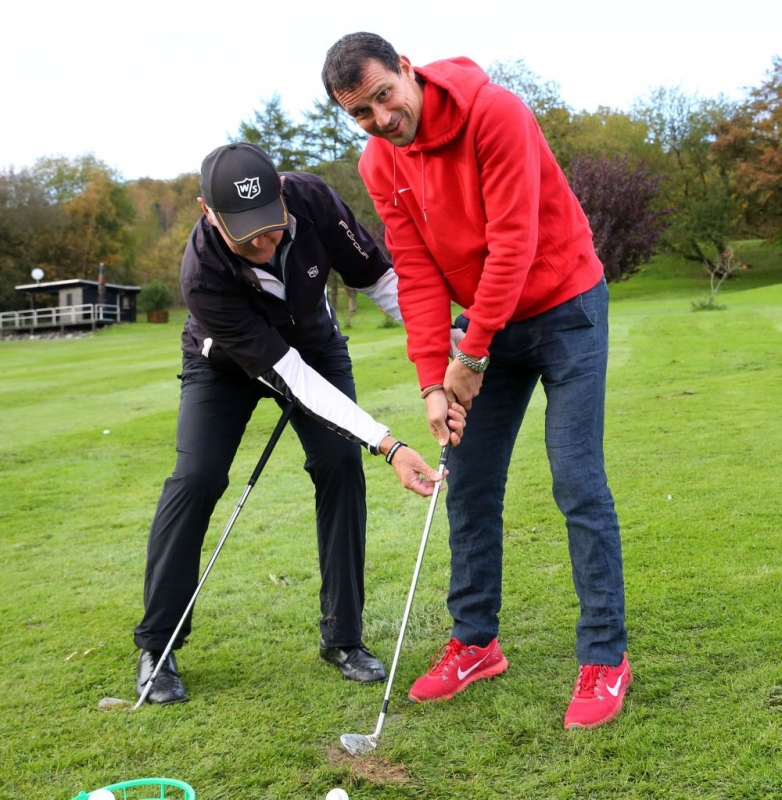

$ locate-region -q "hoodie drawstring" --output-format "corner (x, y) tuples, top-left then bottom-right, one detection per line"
(392, 149), (428, 222)
(392, 151), (398, 208)
(419, 153), (427, 222)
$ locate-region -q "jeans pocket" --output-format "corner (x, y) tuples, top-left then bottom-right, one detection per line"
(575, 277), (607, 328)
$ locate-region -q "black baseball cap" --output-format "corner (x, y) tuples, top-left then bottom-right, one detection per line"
(199, 143), (289, 244)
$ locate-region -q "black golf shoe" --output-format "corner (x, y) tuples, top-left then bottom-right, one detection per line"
(136, 649), (189, 704)
(319, 640), (387, 684)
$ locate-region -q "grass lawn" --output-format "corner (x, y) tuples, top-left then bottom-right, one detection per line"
(1, 244), (781, 799)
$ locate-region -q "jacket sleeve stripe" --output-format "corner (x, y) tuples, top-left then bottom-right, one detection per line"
(257, 349), (389, 453)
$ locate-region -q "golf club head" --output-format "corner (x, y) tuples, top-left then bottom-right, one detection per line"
(98, 697), (134, 711)
(340, 733), (378, 757)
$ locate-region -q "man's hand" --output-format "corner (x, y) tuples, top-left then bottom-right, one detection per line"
(378, 433), (461, 497)
(385, 442), (448, 497)
(424, 392), (466, 446)
(444, 358), (483, 410)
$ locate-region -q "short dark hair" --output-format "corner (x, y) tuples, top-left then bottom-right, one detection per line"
(322, 32), (401, 102)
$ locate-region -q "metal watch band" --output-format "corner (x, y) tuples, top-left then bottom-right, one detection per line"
(454, 347), (490, 372)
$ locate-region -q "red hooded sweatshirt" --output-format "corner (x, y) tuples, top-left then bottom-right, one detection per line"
(358, 57), (604, 389)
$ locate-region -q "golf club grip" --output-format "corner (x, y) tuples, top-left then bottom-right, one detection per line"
(249, 403), (294, 485)
(438, 441), (451, 471)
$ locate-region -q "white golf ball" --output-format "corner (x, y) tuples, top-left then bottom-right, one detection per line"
(88, 790), (115, 800)
(103, 429), (110, 435)
(325, 790), (349, 800)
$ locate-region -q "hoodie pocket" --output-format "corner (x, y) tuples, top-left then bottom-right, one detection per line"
(441, 257), (484, 307)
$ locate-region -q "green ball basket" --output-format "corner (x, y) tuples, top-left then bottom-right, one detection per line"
(70, 777), (195, 800)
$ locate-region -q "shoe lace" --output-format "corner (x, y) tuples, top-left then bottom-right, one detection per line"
(427, 638), (465, 675)
(573, 664), (606, 698)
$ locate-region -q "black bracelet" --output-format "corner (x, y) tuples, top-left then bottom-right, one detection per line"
(385, 440), (408, 464)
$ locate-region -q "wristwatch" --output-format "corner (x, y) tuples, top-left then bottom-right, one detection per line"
(454, 347), (490, 373)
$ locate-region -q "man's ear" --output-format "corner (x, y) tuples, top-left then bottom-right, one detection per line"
(399, 56), (415, 81)
(197, 197), (217, 226)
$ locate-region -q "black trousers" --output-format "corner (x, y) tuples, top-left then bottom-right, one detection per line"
(133, 335), (368, 651)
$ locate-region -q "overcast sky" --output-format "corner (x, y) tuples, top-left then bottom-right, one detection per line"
(4, 0), (780, 181)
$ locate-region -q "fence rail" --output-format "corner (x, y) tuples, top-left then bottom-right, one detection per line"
(0, 303), (122, 332)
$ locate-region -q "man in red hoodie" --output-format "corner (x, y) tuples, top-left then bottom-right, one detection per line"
(322, 32), (631, 729)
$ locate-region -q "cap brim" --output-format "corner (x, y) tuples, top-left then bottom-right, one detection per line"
(216, 196), (289, 244)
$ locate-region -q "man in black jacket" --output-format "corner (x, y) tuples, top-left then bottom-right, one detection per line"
(133, 143), (464, 704)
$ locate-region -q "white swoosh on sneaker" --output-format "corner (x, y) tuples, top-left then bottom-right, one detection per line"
(606, 670), (626, 697)
(457, 653), (491, 681)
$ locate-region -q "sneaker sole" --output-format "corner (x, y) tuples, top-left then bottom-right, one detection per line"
(408, 656), (509, 703)
(564, 706), (622, 730)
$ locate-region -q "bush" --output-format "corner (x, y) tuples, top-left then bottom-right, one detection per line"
(137, 280), (174, 312)
(568, 154), (670, 282)
(691, 296), (726, 311)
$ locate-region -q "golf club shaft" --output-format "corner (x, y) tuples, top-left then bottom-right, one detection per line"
(371, 442), (451, 739)
(134, 402), (295, 709)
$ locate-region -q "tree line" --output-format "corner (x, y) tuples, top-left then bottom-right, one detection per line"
(0, 56), (779, 312)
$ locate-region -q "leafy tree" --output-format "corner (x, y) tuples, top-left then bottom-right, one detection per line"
(126, 173), (201, 298)
(568, 154), (670, 282)
(566, 107), (654, 167)
(299, 97), (366, 166)
(0, 168), (66, 310)
(233, 93), (307, 170)
(31, 153), (112, 203)
(62, 170), (137, 280)
(712, 56), (782, 241)
(27, 155), (137, 282)
(134, 216), (195, 301)
(631, 87), (740, 266)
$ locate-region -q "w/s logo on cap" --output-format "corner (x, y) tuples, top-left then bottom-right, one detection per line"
(234, 176), (261, 200)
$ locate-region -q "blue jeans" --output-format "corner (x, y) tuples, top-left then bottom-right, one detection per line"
(447, 278), (627, 665)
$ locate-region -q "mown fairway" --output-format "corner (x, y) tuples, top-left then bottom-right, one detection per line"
(1, 243), (780, 799)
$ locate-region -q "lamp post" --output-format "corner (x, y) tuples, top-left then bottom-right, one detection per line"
(30, 267), (44, 311)
(98, 262), (106, 305)
(97, 262), (107, 321)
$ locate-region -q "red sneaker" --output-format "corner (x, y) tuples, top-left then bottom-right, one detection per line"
(408, 638), (508, 702)
(564, 652), (632, 729)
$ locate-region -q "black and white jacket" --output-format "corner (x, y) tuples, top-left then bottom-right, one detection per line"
(180, 172), (400, 453)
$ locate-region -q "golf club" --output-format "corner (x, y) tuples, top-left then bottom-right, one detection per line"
(340, 442), (451, 756)
(98, 402), (295, 712)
